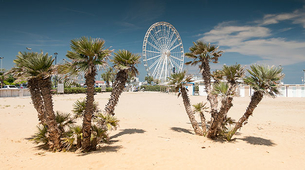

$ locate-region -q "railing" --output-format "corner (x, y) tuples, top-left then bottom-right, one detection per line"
(0, 89), (31, 97)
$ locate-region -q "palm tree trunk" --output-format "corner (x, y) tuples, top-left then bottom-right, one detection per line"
(40, 77), (62, 150)
(199, 112), (207, 134)
(207, 96), (233, 138)
(76, 136), (82, 149)
(228, 91), (263, 140)
(104, 70), (128, 115)
(28, 78), (46, 124)
(200, 61), (218, 124)
(181, 87), (203, 136)
(82, 65), (96, 152)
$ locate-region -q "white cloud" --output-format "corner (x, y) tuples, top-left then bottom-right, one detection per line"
(202, 25), (271, 46)
(258, 6), (305, 28)
(199, 7), (305, 67)
(226, 38), (305, 65)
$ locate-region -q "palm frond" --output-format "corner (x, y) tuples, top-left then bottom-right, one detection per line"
(185, 40), (223, 67)
(193, 102), (209, 113)
(31, 124), (48, 144)
(112, 50), (141, 76)
(244, 64), (284, 97)
(212, 82), (229, 96)
(72, 99), (98, 118)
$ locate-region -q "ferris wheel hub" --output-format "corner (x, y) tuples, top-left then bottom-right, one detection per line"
(162, 50), (171, 58)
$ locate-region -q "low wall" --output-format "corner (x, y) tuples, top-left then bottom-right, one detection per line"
(0, 89), (31, 97)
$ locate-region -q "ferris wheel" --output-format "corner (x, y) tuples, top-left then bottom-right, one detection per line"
(142, 22), (184, 82)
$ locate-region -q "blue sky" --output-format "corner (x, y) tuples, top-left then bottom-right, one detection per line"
(1, 0), (305, 84)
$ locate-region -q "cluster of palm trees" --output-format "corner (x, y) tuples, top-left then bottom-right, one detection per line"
(169, 41), (284, 140)
(9, 36), (283, 151)
(9, 37), (141, 152)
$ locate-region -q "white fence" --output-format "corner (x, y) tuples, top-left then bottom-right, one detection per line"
(0, 89), (31, 97)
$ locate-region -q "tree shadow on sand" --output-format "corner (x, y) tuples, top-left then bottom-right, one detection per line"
(110, 128), (146, 140)
(238, 136), (276, 146)
(170, 127), (194, 135)
(77, 145), (123, 156)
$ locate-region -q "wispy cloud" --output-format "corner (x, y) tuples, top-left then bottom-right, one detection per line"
(199, 7), (305, 67)
(256, 6), (305, 28)
(115, 21), (142, 30)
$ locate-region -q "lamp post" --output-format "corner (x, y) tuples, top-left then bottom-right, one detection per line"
(0, 57), (3, 73)
(54, 52), (58, 87)
(0, 57), (3, 88)
(54, 52), (58, 65)
(303, 70), (305, 84)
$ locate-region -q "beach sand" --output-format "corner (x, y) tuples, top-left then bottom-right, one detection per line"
(1, 92), (305, 170)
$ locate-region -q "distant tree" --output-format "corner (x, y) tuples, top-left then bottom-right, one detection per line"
(101, 67), (116, 87)
(5, 74), (16, 84)
(153, 79), (160, 85)
(145, 75), (154, 85)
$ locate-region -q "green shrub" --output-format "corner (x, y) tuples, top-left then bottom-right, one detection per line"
(106, 87), (113, 92)
(95, 87), (101, 93)
(52, 87), (103, 94)
(64, 87), (86, 94)
(141, 85), (161, 91)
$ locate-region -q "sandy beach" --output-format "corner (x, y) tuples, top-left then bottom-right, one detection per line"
(0, 92), (305, 170)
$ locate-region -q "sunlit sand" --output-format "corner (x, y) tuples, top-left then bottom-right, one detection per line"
(1, 92), (304, 169)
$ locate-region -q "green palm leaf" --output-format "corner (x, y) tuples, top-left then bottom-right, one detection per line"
(244, 64), (284, 97)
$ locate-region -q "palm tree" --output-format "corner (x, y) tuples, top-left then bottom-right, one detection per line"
(227, 65), (284, 140)
(193, 102), (208, 134)
(168, 71), (204, 136)
(10, 51), (62, 150)
(145, 75), (154, 85)
(207, 64), (245, 138)
(104, 50), (141, 115)
(185, 41), (223, 125)
(66, 36), (111, 151)
(9, 52), (46, 124)
(101, 67), (116, 87)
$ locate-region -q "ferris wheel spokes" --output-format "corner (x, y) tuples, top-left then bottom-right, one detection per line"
(149, 57), (162, 70)
(170, 55), (183, 61)
(143, 22), (184, 82)
(147, 55), (161, 61)
(146, 50), (160, 54)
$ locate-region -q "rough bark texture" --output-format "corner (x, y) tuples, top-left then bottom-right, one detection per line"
(229, 91), (263, 139)
(91, 138), (97, 151)
(104, 70), (128, 115)
(82, 65), (96, 152)
(181, 87), (203, 136)
(76, 136), (81, 149)
(28, 78), (46, 124)
(200, 61), (218, 124)
(207, 97), (233, 138)
(40, 77), (62, 150)
(199, 112), (207, 134)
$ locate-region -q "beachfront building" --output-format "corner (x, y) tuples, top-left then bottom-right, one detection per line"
(193, 82), (305, 97)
